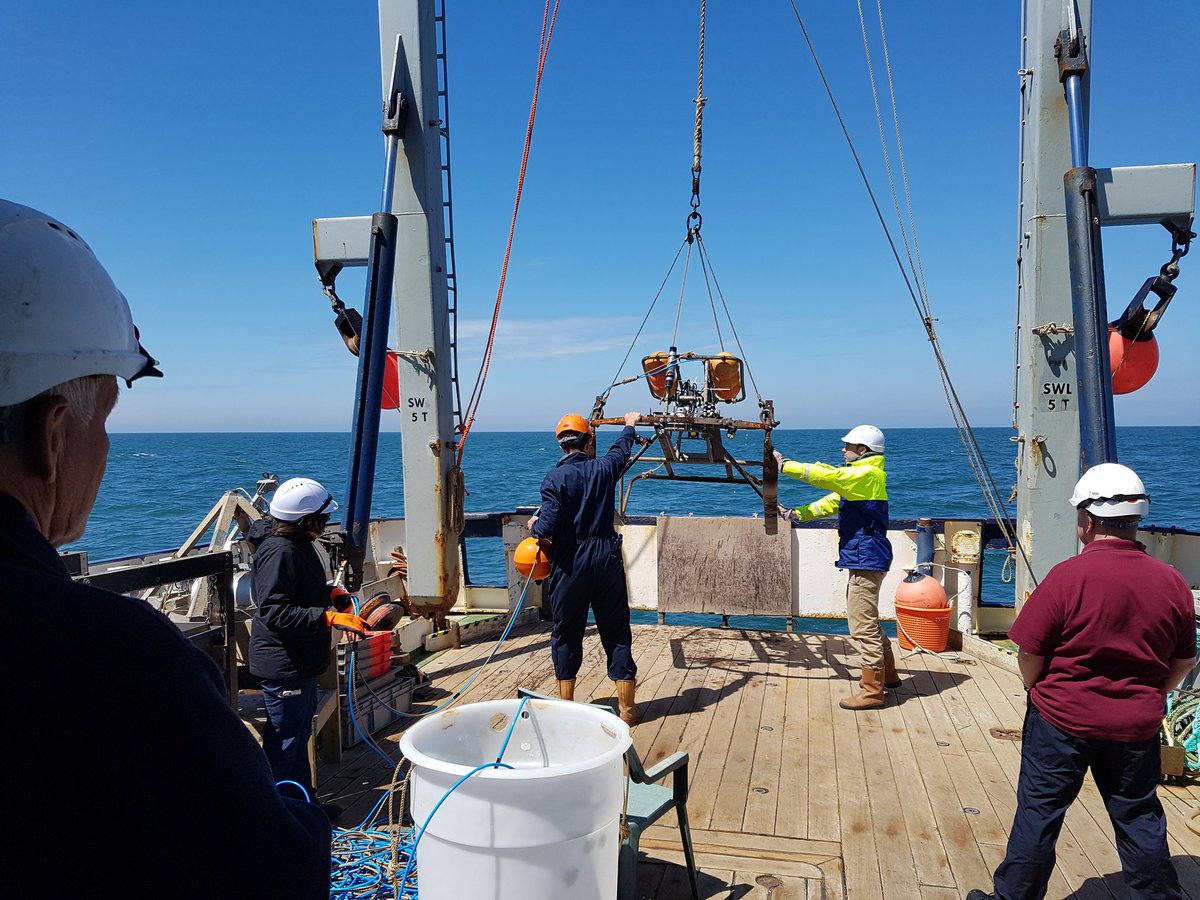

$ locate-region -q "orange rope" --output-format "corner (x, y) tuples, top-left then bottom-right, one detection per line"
(457, 0), (561, 464)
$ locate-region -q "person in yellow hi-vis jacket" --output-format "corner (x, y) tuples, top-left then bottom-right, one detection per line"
(774, 425), (896, 710)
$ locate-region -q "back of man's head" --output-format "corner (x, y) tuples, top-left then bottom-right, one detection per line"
(0, 199), (160, 543)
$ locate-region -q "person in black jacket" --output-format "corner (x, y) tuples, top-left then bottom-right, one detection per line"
(0, 198), (332, 897)
(249, 477), (369, 819)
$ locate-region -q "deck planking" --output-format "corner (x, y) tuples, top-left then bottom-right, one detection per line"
(318, 621), (1200, 899)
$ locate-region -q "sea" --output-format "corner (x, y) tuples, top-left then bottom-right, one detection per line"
(76, 427), (1198, 621)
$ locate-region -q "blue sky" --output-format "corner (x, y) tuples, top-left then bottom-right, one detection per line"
(3, 1), (1197, 432)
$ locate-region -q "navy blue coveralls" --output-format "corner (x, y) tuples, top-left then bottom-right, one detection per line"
(532, 426), (638, 682)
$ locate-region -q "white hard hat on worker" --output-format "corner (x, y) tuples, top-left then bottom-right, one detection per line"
(841, 424), (885, 453)
(1068, 462), (1150, 518)
(0, 198), (160, 406)
(270, 478), (339, 522)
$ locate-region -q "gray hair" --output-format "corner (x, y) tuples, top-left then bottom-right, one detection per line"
(0, 374), (111, 445)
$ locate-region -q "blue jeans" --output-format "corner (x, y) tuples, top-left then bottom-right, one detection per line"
(993, 703), (1180, 900)
(260, 676), (320, 797)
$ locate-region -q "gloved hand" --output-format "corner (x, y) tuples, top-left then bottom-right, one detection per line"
(778, 505), (797, 523)
(387, 547), (408, 581)
(772, 449), (786, 470)
(329, 586), (356, 612)
(324, 610), (370, 637)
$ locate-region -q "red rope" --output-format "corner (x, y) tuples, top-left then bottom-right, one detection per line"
(457, 0), (561, 464)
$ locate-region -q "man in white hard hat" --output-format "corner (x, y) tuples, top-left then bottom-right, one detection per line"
(0, 199), (332, 896)
(775, 425), (896, 710)
(968, 463), (1196, 900)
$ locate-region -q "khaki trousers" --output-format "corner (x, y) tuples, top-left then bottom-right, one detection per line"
(846, 569), (889, 669)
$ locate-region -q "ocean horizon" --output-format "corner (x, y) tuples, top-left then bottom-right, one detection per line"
(74, 426), (1198, 609)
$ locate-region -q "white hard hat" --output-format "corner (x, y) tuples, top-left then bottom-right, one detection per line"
(841, 424), (885, 453)
(269, 478), (339, 522)
(1068, 463), (1150, 518)
(0, 199), (161, 406)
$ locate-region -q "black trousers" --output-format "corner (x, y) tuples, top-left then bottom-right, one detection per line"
(547, 537), (636, 682)
(992, 702), (1181, 900)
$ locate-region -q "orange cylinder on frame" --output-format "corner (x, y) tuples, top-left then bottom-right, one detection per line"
(707, 352), (743, 401)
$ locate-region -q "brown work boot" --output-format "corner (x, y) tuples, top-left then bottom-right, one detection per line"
(882, 644), (902, 689)
(557, 679), (576, 701)
(839, 667), (886, 710)
(615, 679), (639, 726)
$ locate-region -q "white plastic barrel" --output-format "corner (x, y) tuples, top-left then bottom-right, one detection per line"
(399, 697), (631, 900)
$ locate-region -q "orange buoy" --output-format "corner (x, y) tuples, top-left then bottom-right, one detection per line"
(643, 352), (675, 399)
(894, 571), (948, 609)
(706, 352), (743, 401)
(514, 537), (551, 581)
(1109, 325), (1159, 394)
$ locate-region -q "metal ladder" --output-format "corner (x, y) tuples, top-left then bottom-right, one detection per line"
(434, 0), (464, 435)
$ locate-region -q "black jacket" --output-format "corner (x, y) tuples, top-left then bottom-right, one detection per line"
(0, 493), (331, 897)
(249, 533), (333, 680)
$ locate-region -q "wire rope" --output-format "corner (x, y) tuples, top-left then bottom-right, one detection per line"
(604, 240), (690, 397)
(457, 0), (561, 463)
(786, 0), (1037, 588)
(694, 233), (725, 352)
(670, 241), (696, 348)
(695, 235), (762, 401)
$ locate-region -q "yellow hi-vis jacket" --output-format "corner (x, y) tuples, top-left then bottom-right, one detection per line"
(780, 453), (892, 572)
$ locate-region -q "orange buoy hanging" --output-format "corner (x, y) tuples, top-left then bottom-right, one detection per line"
(893, 571), (948, 609)
(1109, 326), (1159, 394)
(382, 350), (401, 409)
(514, 537), (551, 581)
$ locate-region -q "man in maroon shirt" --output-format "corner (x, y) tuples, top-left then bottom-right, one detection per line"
(968, 463), (1196, 900)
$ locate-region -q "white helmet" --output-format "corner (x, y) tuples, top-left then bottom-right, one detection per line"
(0, 199), (160, 406)
(269, 478), (339, 522)
(841, 424), (885, 453)
(1068, 463), (1150, 518)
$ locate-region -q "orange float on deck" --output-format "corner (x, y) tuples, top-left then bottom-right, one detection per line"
(894, 571), (948, 609)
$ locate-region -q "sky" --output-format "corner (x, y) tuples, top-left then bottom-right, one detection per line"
(3, 1), (1197, 432)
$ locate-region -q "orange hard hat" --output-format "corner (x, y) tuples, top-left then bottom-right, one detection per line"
(514, 537), (551, 581)
(555, 413), (591, 439)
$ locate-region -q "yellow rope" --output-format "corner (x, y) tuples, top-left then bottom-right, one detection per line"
(618, 755), (631, 841)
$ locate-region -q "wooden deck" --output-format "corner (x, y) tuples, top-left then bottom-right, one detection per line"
(318, 621), (1200, 899)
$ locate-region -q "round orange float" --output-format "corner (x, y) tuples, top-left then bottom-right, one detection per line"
(514, 537), (551, 581)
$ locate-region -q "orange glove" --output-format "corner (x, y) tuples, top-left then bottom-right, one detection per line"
(329, 586), (356, 612)
(323, 611), (370, 637)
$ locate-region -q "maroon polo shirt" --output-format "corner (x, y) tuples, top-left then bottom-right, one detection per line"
(1009, 538), (1196, 742)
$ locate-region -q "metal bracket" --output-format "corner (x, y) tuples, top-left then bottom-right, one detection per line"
(382, 35), (409, 138)
(1054, 28), (1088, 82)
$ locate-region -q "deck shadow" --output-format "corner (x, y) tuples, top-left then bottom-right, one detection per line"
(822, 636), (967, 704)
(1070, 855), (1200, 899)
